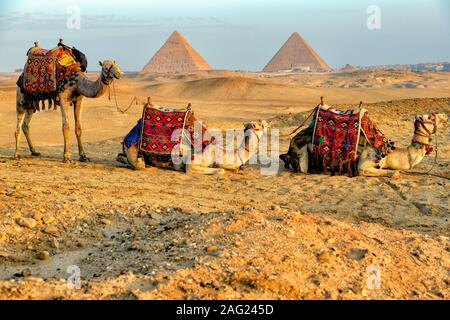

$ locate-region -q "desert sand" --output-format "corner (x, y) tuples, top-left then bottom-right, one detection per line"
(0, 69), (449, 299)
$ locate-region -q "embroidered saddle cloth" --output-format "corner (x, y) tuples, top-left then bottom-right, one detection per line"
(311, 105), (393, 175)
(312, 106), (364, 164)
(23, 46), (81, 95)
(138, 105), (212, 155)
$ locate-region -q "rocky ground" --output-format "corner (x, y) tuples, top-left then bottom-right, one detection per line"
(0, 96), (449, 299)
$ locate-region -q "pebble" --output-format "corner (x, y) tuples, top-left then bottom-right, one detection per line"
(43, 226), (59, 235)
(148, 219), (161, 227)
(17, 217), (37, 229)
(38, 251), (50, 260)
(318, 252), (333, 263)
(0, 251), (10, 258)
(21, 268), (32, 277)
(206, 245), (218, 253)
(151, 213), (163, 220)
(50, 238), (59, 249)
(290, 212), (302, 220)
(218, 251), (230, 258)
(43, 215), (56, 225)
(100, 218), (112, 225)
(270, 205), (281, 211)
(347, 248), (369, 261)
(0, 233), (5, 241)
(103, 240), (114, 247)
(32, 212), (43, 222)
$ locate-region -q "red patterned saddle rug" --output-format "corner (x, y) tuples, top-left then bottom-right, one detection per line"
(24, 51), (57, 93)
(139, 104), (212, 158)
(311, 106), (393, 176)
(20, 46), (81, 111)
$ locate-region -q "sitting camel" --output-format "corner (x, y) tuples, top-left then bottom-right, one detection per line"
(358, 113), (447, 177)
(117, 120), (269, 174)
(15, 60), (123, 162)
(282, 112), (448, 177)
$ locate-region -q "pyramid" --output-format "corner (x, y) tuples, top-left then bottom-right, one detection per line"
(262, 32), (330, 72)
(141, 31), (212, 74)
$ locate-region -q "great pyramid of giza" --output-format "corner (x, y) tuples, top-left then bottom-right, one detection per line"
(262, 32), (330, 72)
(141, 31), (212, 74)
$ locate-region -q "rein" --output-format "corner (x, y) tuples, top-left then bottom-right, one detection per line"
(281, 106), (318, 137)
(107, 79), (140, 114)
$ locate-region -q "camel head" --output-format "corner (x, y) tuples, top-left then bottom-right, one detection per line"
(98, 60), (123, 83)
(243, 119), (269, 140)
(415, 113), (448, 135)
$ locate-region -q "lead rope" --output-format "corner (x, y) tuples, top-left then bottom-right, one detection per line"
(281, 106), (317, 137)
(109, 79), (140, 114)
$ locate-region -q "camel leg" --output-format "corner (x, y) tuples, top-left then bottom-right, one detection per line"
(73, 98), (89, 162)
(14, 110), (26, 160)
(60, 101), (71, 162)
(359, 166), (397, 177)
(22, 110), (40, 156)
(118, 144), (145, 170)
(186, 164), (225, 175)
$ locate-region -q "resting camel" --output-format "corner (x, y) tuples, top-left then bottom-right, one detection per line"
(358, 113), (448, 177)
(117, 120), (269, 174)
(284, 112), (448, 177)
(15, 60), (123, 162)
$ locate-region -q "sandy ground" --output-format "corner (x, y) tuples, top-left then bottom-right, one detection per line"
(0, 70), (449, 299)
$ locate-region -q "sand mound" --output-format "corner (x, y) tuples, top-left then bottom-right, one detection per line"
(144, 76), (318, 101)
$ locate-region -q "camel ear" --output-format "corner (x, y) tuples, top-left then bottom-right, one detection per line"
(98, 61), (103, 67)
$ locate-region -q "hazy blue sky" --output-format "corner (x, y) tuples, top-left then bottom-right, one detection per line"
(0, 0), (449, 71)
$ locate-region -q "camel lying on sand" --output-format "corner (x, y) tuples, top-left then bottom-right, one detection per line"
(15, 60), (123, 162)
(282, 112), (448, 177)
(117, 120), (269, 174)
(358, 113), (447, 177)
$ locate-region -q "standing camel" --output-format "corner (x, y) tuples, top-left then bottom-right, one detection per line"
(15, 60), (123, 162)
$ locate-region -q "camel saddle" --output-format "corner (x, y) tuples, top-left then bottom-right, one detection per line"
(281, 105), (394, 176)
(136, 104), (214, 164)
(17, 45), (83, 112)
(311, 105), (394, 175)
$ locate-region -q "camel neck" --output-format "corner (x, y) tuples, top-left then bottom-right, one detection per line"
(237, 131), (260, 166)
(76, 73), (109, 98)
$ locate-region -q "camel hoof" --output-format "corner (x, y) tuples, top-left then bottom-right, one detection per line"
(63, 158), (72, 164)
(116, 154), (128, 165)
(79, 155), (90, 162)
(31, 151), (41, 157)
(14, 154), (21, 160)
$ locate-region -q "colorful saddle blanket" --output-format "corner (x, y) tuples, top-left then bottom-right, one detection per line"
(312, 107), (363, 164)
(311, 106), (393, 175)
(138, 105), (212, 155)
(23, 47), (81, 95)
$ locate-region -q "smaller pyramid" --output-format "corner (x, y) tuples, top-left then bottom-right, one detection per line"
(263, 32), (329, 72)
(141, 31), (212, 74)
